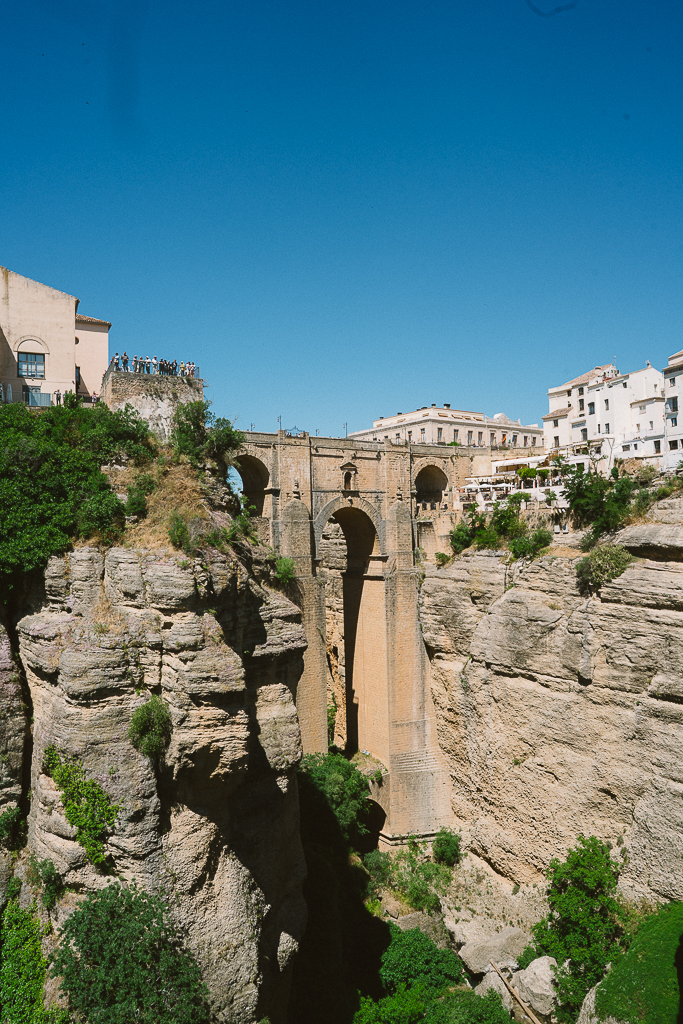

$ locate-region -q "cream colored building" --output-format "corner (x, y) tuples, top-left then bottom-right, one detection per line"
(349, 403), (541, 449)
(0, 266), (110, 406)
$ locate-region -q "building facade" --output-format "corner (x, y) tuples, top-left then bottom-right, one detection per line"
(662, 348), (683, 470)
(348, 404), (542, 450)
(543, 362), (665, 470)
(0, 266), (110, 406)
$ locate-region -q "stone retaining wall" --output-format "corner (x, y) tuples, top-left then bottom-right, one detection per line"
(101, 370), (204, 441)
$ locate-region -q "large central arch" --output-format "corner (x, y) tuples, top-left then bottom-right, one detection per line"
(316, 500), (389, 764)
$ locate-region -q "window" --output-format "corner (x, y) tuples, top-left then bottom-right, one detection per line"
(623, 444), (631, 451)
(467, 430), (473, 445)
(523, 435), (528, 446)
(554, 435), (560, 447)
(420, 428), (425, 441)
(553, 419), (559, 427)
(655, 440), (661, 453)
(407, 431), (412, 442)
(672, 417), (678, 427)
(671, 378), (676, 386)
(581, 429), (588, 441)
(75, 366), (80, 386)
(650, 421), (653, 430)
(512, 434), (517, 445)
(597, 424), (601, 434)
(437, 427), (443, 441)
(578, 387), (584, 395)
(396, 433), (400, 442)
(579, 399), (585, 411)
(634, 444), (638, 451)
(453, 429), (458, 442)
(604, 399), (609, 410)
(478, 431), (483, 444)
(670, 440), (679, 450)
(605, 423), (610, 434)
(623, 382), (627, 388)
(671, 397), (679, 413)
(18, 352), (45, 378)
(531, 436), (536, 446)
(490, 432), (496, 446)
(588, 402), (595, 415)
(636, 424), (640, 431)
(344, 472), (352, 490)
(639, 405), (646, 413)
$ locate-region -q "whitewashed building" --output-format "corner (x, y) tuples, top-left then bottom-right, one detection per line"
(662, 348), (683, 470)
(543, 362), (665, 471)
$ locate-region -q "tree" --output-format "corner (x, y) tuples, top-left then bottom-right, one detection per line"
(52, 883), (210, 1024)
(170, 401), (244, 472)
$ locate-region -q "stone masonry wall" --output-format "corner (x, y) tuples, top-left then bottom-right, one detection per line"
(101, 370), (204, 442)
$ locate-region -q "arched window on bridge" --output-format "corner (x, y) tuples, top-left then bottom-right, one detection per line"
(233, 455), (269, 515)
(414, 465), (449, 508)
(344, 471), (352, 491)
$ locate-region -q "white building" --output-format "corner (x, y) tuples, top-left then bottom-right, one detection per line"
(348, 404), (541, 449)
(543, 362), (665, 470)
(662, 348), (683, 470)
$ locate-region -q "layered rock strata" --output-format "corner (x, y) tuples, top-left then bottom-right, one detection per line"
(420, 530), (683, 902)
(14, 544), (308, 1024)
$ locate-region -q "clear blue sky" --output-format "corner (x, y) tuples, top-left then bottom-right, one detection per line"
(2, 0), (682, 435)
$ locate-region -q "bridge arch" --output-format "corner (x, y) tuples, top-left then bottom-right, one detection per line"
(414, 464), (449, 505)
(314, 494), (384, 559)
(234, 454), (270, 515)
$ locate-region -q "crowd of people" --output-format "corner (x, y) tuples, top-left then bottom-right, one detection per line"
(109, 353), (198, 377)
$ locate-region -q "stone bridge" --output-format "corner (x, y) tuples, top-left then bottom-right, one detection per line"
(236, 430), (494, 843)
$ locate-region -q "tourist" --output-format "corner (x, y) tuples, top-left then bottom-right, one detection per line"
(180, 361), (185, 376)
(145, 356), (151, 373)
(122, 352), (129, 371)
(172, 359), (177, 375)
(53, 389), (61, 406)
(113, 353), (120, 370)
(91, 390), (99, 404)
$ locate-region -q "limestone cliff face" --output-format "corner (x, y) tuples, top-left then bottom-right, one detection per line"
(420, 519), (683, 903)
(15, 544), (307, 1024)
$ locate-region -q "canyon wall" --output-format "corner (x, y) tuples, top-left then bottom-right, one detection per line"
(4, 543), (308, 1024)
(420, 501), (683, 903)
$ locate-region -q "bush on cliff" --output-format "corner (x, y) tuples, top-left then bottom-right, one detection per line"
(0, 897), (70, 1023)
(129, 694), (173, 761)
(594, 900), (683, 1024)
(170, 400), (244, 470)
(52, 882), (210, 1024)
(299, 752), (373, 849)
(42, 746), (119, 865)
(525, 835), (627, 1023)
(562, 466), (636, 542)
(0, 400), (153, 591)
(575, 544), (634, 594)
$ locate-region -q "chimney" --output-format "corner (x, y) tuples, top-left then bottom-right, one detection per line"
(431, 403), (436, 407)
(444, 403), (451, 408)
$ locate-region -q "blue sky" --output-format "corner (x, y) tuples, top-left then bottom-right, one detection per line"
(2, 0), (682, 435)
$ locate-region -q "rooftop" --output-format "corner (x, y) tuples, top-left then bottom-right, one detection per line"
(75, 313), (112, 327)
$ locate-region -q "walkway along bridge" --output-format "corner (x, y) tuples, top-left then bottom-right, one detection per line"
(236, 430), (496, 844)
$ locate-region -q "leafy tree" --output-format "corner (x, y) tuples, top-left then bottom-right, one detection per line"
(128, 694), (172, 761)
(0, 401), (152, 591)
(0, 897), (70, 1023)
(509, 527), (552, 560)
(529, 835), (627, 1022)
(299, 753), (373, 848)
(52, 882), (210, 1024)
(561, 467), (636, 540)
(575, 544), (634, 594)
(425, 989), (511, 1024)
(449, 522), (472, 554)
(0, 807), (26, 850)
(380, 927), (463, 994)
(170, 401), (244, 470)
(490, 495), (526, 540)
(354, 984), (429, 1024)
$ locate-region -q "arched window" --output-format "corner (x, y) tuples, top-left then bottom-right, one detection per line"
(344, 471), (352, 491)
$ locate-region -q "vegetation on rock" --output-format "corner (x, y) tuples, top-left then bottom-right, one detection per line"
(575, 544), (634, 593)
(128, 694), (173, 762)
(594, 900), (683, 1024)
(169, 400), (244, 469)
(42, 746), (119, 865)
(299, 752), (374, 848)
(0, 400), (152, 591)
(448, 497), (551, 560)
(523, 834), (627, 1023)
(0, 897), (69, 1023)
(51, 882), (210, 1024)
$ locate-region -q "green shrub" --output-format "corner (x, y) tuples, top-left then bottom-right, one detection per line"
(576, 544), (634, 594)
(299, 753), (373, 849)
(562, 467), (636, 537)
(490, 497), (526, 539)
(545, 489), (557, 505)
(363, 850), (394, 899)
(432, 829), (461, 867)
(6, 877), (21, 901)
(354, 983), (429, 1024)
(0, 401), (152, 592)
(0, 807), (26, 850)
(42, 746), (119, 865)
(27, 856), (63, 911)
(516, 945), (538, 970)
(275, 556), (296, 584)
(1, 898), (51, 1023)
(595, 901), (683, 1024)
(51, 882), (210, 1024)
(128, 694), (172, 761)
(327, 694), (338, 748)
(529, 834), (627, 1022)
(425, 988), (511, 1023)
(435, 552), (450, 566)
(168, 511), (192, 553)
(392, 839), (452, 914)
(449, 523), (472, 554)
(380, 927), (464, 994)
(170, 400), (244, 471)
(125, 473), (157, 519)
(474, 526), (500, 550)
(509, 527), (552, 560)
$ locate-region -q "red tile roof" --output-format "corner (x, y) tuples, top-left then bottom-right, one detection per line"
(76, 314), (111, 327)
(558, 364), (615, 389)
